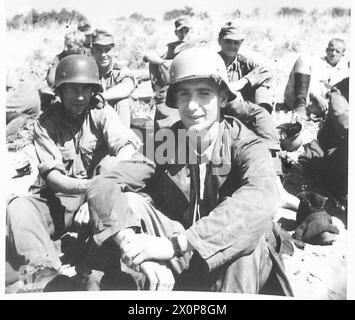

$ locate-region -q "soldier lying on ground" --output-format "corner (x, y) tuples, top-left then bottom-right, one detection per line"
(6, 69), (40, 127)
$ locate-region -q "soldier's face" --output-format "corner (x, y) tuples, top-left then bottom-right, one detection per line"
(91, 44), (114, 69)
(60, 83), (93, 119)
(219, 38), (243, 58)
(65, 43), (83, 55)
(175, 27), (190, 41)
(175, 78), (227, 134)
(326, 40), (345, 66)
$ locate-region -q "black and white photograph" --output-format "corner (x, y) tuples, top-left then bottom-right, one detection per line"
(2, 0), (353, 300)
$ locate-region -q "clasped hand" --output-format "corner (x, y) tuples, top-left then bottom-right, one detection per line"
(120, 233), (175, 268)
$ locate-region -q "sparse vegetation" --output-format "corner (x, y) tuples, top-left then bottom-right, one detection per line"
(129, 13), (156, 23)
(7, 8), (88, 29)
(277, 7), (305, 17)
(163, 6), (195, 20)
(6, 6), (350, 104)
(329, 7), (351, 17)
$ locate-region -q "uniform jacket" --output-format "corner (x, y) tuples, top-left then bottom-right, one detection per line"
(218, 51), (273, 103)
(147, 117), (279, 271)
(31, 98), (141, 191)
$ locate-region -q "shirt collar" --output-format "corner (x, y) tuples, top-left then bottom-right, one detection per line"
(218, 51), (238, 69)
(188, 122), (220, 163)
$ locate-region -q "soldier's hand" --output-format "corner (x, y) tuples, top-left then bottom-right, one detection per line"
(120, 234), (175, 267)
(160, 60), (170, 70)
(245, 66), (272, 86)
(74, 202), (90, 230)
(140, 261), (175, 291)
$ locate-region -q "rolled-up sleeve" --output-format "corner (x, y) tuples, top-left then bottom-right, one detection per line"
(33, 119), (66, 178)
(243, 57), (273, 88)
(114, 67), (138, 89)
(184, 129), (279, 271)
(100, 105), (142, 155)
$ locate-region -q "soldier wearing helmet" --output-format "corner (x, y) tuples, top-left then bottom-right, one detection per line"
(90, 29), (137, 127)
(6, 55), (141, 292)
(86, 48), (293, 295)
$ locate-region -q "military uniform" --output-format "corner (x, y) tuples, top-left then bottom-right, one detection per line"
(284, 55), (349, 110)
(219, 51), (274, 111)
(7, 99), (141, 271)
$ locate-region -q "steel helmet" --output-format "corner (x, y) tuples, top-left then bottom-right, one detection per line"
(54, 55), (103, 92)
(165, 47), (236, 108)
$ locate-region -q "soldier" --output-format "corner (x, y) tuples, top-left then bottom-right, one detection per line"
(6, 69), (40, 126)
(142, 17), (193, 130)
(77, 20), (93, 49)
(299, 78), (349, 205)
(6, 55), (141, 292)
(87, 48), (293, 295)
(218, 21), (274, 113)
(46, 30), (91, 88)
(90, 29), (137, 127)
(284, 38), (349, 120)
(143, 17), (191, 92)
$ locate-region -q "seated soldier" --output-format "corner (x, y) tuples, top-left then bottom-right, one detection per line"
(77, 20), (93, 49)
(299, 78), (349, 206)
(218, 21), (274, 113)
(6, 55), (141, 292)
(284, 38), (349, 120)
(143, 17), (192, 130)
(87, 48), (293, 295)
(90, 29), (137, 127)
(46, 30), (91, 88)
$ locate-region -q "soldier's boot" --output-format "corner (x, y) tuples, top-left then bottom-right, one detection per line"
(294, 72), (310, 120)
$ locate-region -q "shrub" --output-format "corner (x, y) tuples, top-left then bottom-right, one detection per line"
(7, 8), (88, 29)
(163, 6), (194, 20)
(129, 13), (155, 23)
(231, 9), (242, 19)
(277, 7), (305, 17)
(329, 7), (351, 17)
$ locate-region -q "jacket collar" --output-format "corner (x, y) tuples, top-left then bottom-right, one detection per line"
(165, 119), (234, 178)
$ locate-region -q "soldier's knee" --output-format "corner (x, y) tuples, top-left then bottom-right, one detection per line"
(7, 197), (35, 228)
(294, 54), (312, 74)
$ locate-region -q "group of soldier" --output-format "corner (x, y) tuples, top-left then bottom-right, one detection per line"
(5, 16), (349, 295)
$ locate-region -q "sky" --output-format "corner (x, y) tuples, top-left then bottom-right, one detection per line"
(5, 0), (352, 24)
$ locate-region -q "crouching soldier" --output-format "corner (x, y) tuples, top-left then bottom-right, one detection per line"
(6, 55), (141, 292)
(87, 48), (293, 295)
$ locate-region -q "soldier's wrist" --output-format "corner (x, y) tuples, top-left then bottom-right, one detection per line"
(169, 233), (188, 258)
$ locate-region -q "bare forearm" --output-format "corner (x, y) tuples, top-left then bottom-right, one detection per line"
(229, 78), (249, 93)
(102, 80), (135, 101)
(143, 51), (165, 65)
(46, 170), (92, 195)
